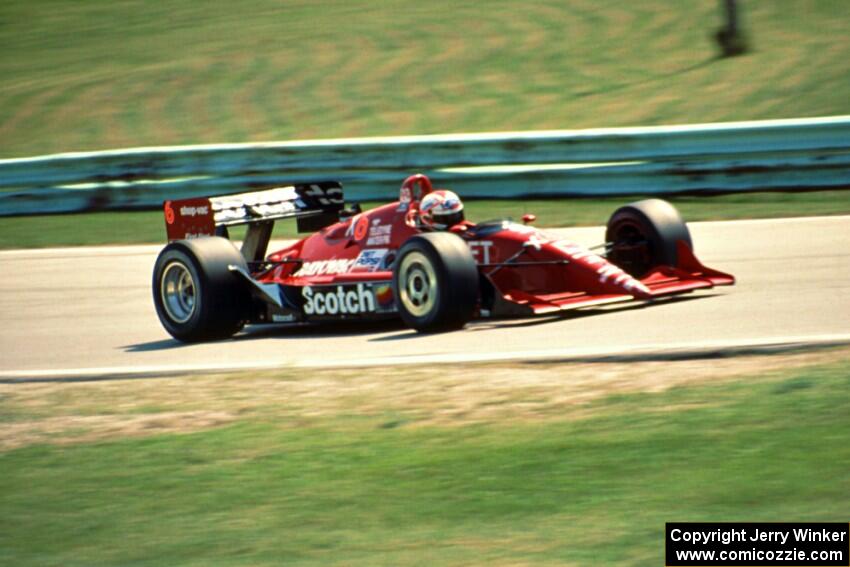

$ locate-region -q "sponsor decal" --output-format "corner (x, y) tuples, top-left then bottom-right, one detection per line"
(366, 219), (393, 246)
(271, 313), (297, 323)
(524, 234), (545, 251)
(352, 249), (389, 272)
(213, 201), (295, 224)
(303, 284), (377, 316)
(214, 208), (243, 223)
(552, 240), (650, 294)
(467, 240), (495, 264)
(301, 184), (344, 206)
(294, 258), (356, 277)
(179, 205), (210, 217)
(164, 201), (175, 224)
(374, 284), (394, 308)
(212, 187), (298, 212)
(353, 215), (370, 240)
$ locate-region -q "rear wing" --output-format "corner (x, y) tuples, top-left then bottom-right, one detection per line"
(163, 182), (344, 242)
(163, 182), (344, 262)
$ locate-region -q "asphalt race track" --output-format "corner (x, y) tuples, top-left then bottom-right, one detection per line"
(1, 216), (849, 379)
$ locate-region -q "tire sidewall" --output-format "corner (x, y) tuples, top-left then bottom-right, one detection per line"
(152, 237), (248, 342)
(605, 199), (692, 276)
(392, 233), (478, 332)
(153, 246), (207, 339)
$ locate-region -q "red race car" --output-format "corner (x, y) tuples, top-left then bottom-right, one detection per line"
(153, 174), (734, 342)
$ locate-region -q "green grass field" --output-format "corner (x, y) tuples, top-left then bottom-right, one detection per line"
(1, 189), (849, 249)
(1, 351), (848, 566)
(1, 1), (849, 158)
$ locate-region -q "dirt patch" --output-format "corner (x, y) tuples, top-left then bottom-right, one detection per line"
(0, 411), (234, 451)
(2, 347), (848, 450)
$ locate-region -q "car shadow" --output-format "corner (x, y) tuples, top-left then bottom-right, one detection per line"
(124, 338), (188, 352)
(370, 315), (566, 341)
(237, 319), (408, 340)
(124, 292), (723, 351)
(123, 319), (410, 352)
(549, 292), (717, 321)
(370, 293), (720, 340)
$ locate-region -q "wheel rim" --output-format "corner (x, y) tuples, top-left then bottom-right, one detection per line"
(398, 251), (438, 317)
(161, 261), (197, 323)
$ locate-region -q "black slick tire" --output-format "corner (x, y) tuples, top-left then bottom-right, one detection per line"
(605, 199), (692, 277)
(392, 232), (479, 332)
(152, 237), (250, 342)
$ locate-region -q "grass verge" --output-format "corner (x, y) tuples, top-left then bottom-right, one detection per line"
(1, 1), (849, 157)
(1, 349), (848, 566)
(2, 189), (849, 249)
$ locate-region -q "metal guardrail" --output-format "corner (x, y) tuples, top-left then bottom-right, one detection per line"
(1, 116), (849, 215)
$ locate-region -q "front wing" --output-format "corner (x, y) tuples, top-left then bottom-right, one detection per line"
(488, 242), (734, 316)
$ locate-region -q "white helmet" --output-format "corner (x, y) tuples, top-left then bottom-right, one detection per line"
(419, 190), (464, 230)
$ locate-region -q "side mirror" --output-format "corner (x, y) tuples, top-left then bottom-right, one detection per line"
(522, 213), (537, 225)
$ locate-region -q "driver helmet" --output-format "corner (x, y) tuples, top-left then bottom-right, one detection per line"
(419, 190), (464, 230)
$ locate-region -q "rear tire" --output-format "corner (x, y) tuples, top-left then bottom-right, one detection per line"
(392, 233), (479, 332)
(152, 237), (250, 342)
(605, 199), (692, 277)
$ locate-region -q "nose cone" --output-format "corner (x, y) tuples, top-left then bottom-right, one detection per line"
(594, 258), (652, 298)
(544, 240), (651, 298)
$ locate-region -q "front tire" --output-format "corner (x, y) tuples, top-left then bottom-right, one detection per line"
(152, 237), (250, 342)
(605, 199), (692, 277)
(392, 233), (479, 332)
